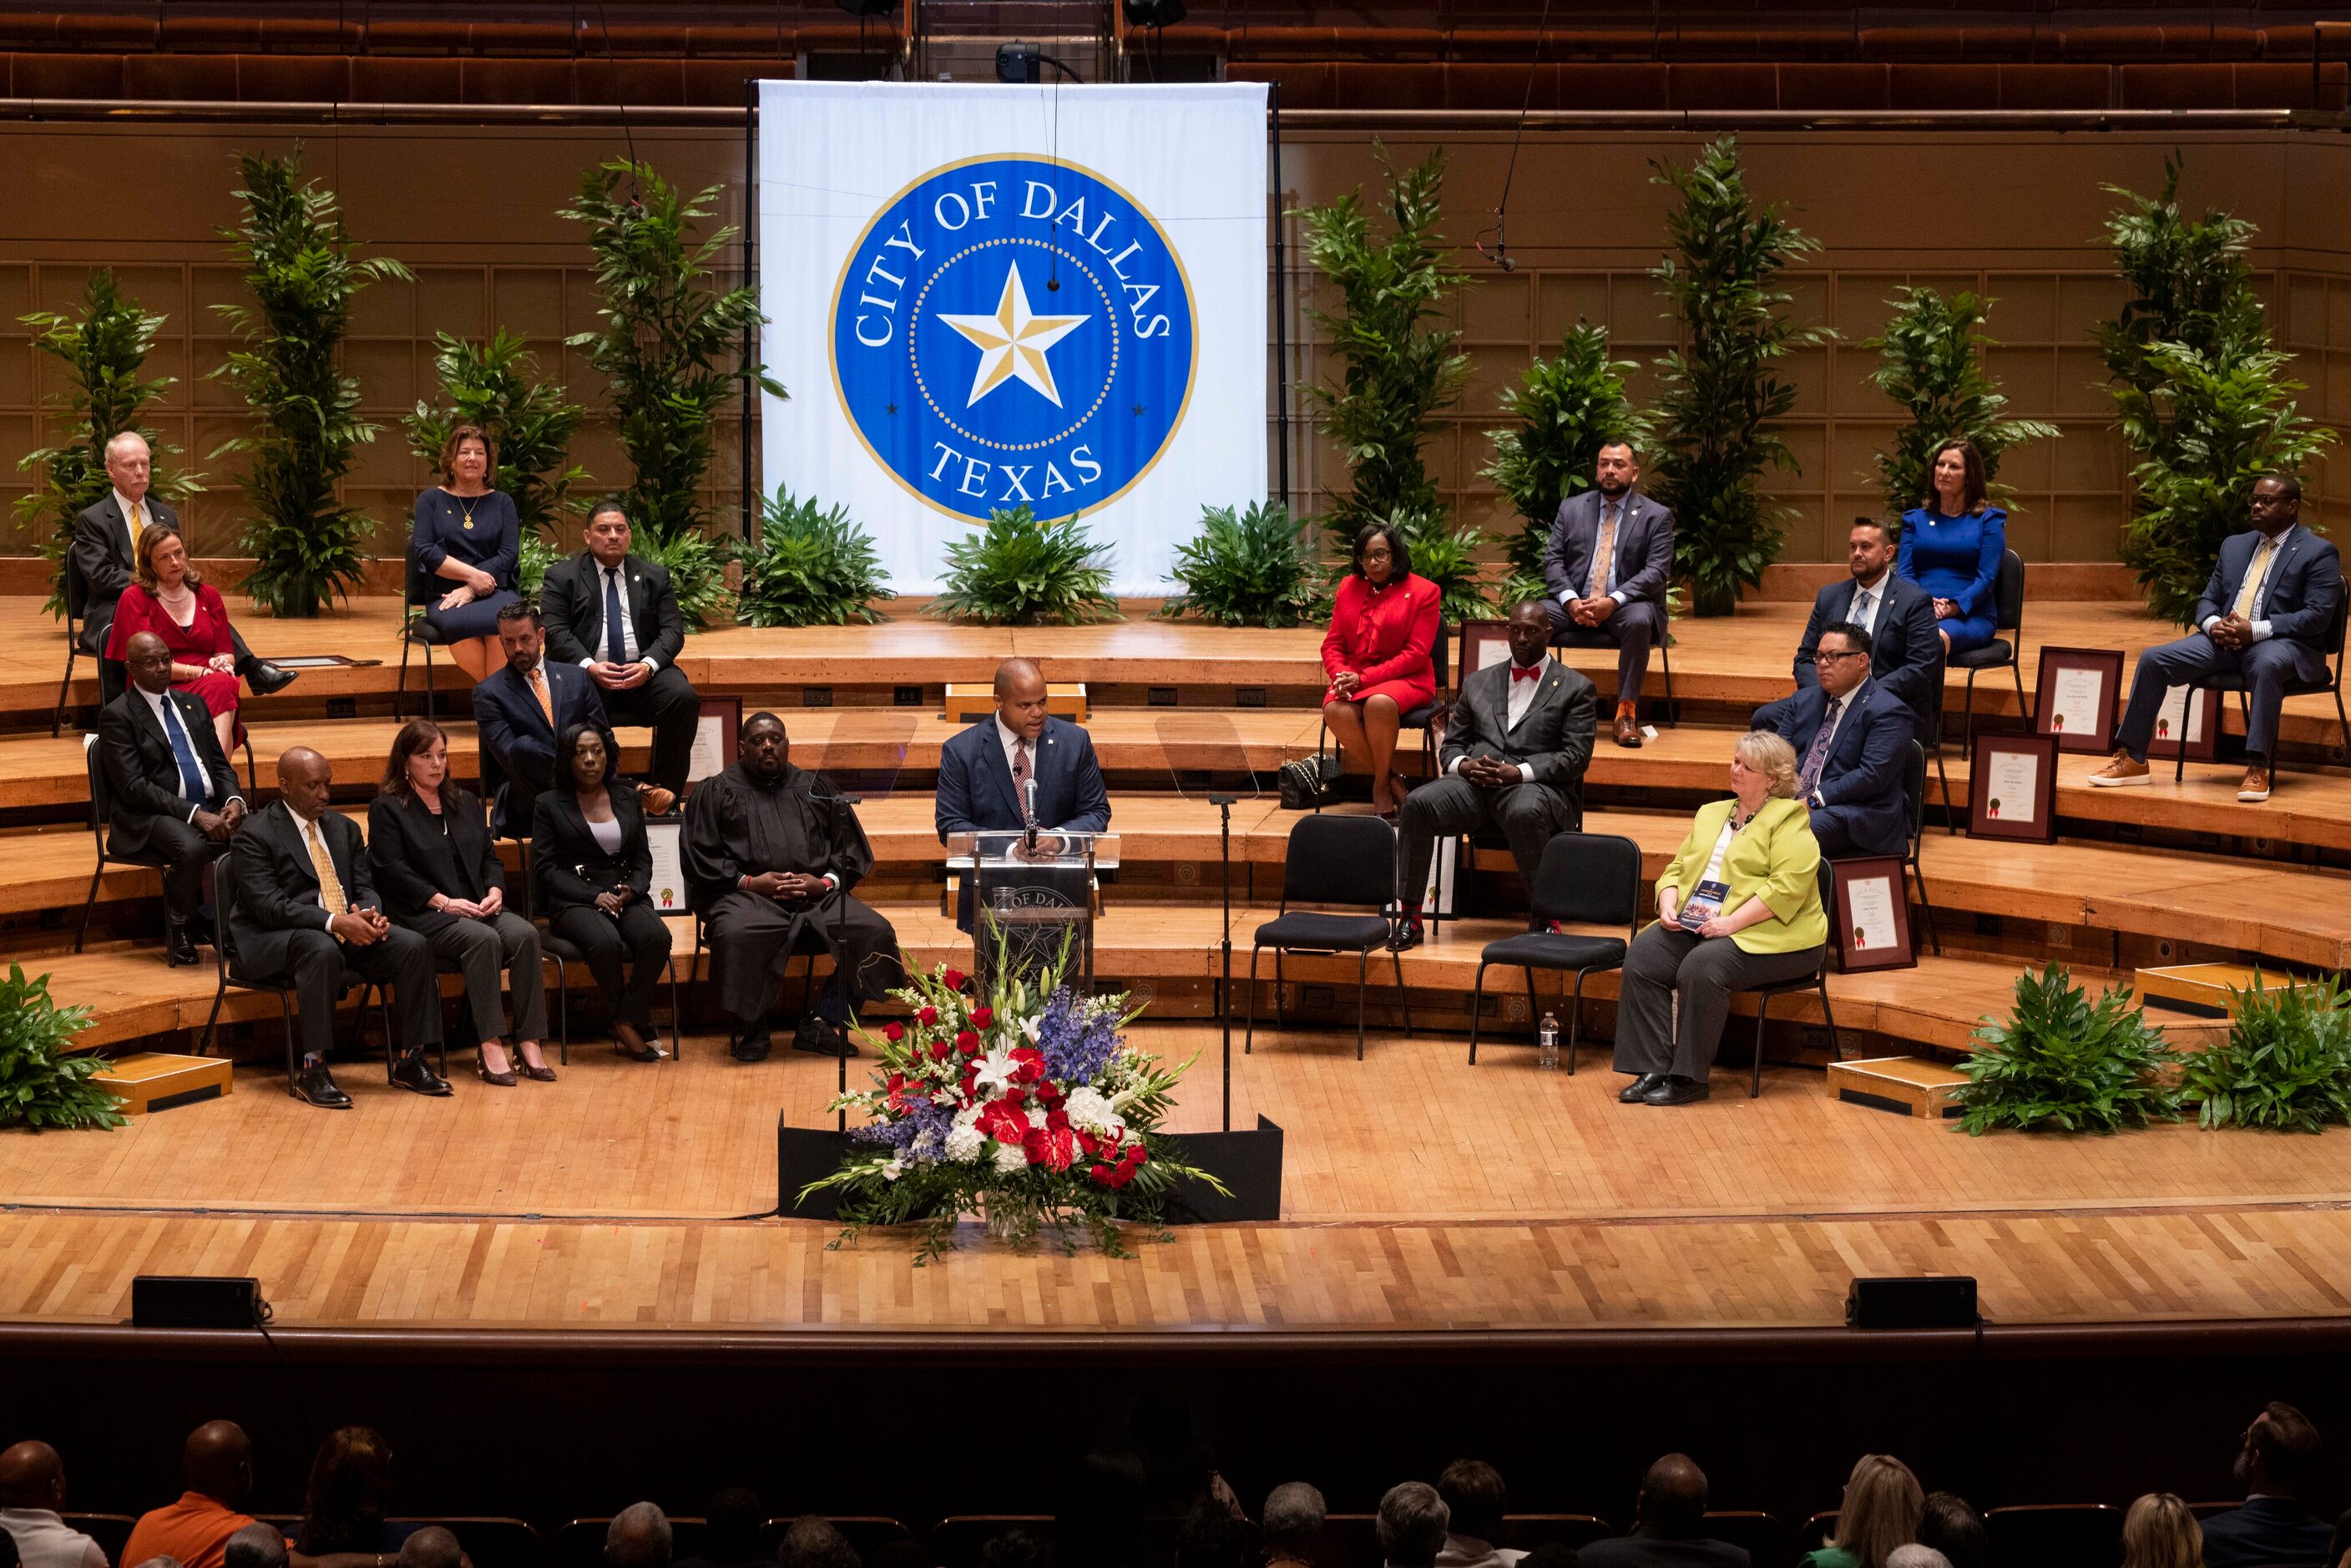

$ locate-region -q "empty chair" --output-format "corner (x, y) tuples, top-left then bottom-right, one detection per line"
(1984, 1502), (2124, 1568)
(1245, 813), (1412, 1060)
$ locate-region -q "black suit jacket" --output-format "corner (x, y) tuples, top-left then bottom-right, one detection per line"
(531, 786), (654, 917)
(1580, 1531), (1751, 1568)
(367, 788), (504, 936)
(934, 716), (1112, 841)
(1440, 657), (1599, 819)
(97, 687), (239, 857)
(2200, 1498), (2333, 1568)
(226, 802), (380, 979)
(71, 493), (179, 651)
(1793, 572), (1943, 728)
(471, 657), (610, 827)
(1752, 678), (1915, 857)
(541, 551), (688, 669)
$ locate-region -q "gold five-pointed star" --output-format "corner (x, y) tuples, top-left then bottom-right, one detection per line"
(934, 263), (1090, 408)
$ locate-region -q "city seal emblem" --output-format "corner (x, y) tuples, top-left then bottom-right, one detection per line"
(832, 154), (1196, 523)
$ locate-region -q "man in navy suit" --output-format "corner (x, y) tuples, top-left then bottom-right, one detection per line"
(99, 630), (246, 966)
(2199, 1402), (2333, 1568)
(1542, 442), (1675, 749)
(935, 658), (1110, 931)
(1752, 622), (1914, 859)
(2095, 474), (2343, 803)
(471, 602), (623, 835)
(1795, 518), (1943, 733)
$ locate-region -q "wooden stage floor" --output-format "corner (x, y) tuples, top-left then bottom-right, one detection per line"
(8, 1022), (2351, 1336)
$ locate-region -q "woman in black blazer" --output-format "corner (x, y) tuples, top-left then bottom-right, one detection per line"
(368, 720), (551, 1086)
(533, 722), (674, 1062)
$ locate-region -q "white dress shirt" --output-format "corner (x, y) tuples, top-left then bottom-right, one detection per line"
(1448, 661), (1545, 783)
(2201, 524), (2295, 644)
(0, 1508), (109, 1568)
(139, 684), (241, 822)
(1848, 569), (1888, 637)
(578, 559), (657, 670)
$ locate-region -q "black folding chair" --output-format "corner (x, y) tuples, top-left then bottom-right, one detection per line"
(1244, 813), (1412, 1060)
(1984, 1503), (2123, 1568)
(53, 551), (91, 736)
(1737, 958), (1843, 1100)
(1551, 607), (1676, 726)
(75, 734), (174, 953)
(1314, 620), (1449, 809)
(396, 555), (451, 719)
(2174, 592), (2351, 782)
(1468, 832), (1641, 1069)
(542, 919), (685, 1063)
(1949, 546), (2027, 747)
(1902, 737), (1940, 955)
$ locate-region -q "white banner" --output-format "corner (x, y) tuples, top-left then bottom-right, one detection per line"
(756, 79), (1268, 595)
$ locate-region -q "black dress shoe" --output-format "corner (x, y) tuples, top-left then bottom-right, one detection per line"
(391, 1054), (453, 1096)
(245, 660), (299, 696)
(1388, 920), (1424, 953)
(611, 1033), (660, 1064)
(164, 922), (201, 968)
(1640, 1075), (1711, 1106)
(793, 1015), (859, 1057)
(1619, 1072), (1666, 1104)
(294, 1064), (351, 1109)
(731, 1025), (773, 1063)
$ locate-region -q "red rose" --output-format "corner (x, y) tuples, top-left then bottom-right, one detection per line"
(970, 1005), (994, 1029)
(1046, 1107), (1070, 1133)
(1035, 1081), (1064, 1107)
(928, 1040), (951, 1060)
(1090, 1162), (1116, 1185)
(943, 968), (968, 991)
(956, 1029), (981, 1055)
(882, 1021), (905, 1043)
(917, 1006), (938, 1026)
(1077, 1130), (1100, 1156)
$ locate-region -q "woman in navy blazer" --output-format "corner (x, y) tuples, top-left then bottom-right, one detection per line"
(1898, 438), (2006, 658)
(410, 423), (523, 680)
(533, 723), (673, 1062)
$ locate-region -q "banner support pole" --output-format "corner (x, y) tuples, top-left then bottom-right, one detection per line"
(1270, 83), (1289, 515)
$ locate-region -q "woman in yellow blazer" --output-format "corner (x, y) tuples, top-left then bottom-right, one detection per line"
(1614, 729), (1829, 1105)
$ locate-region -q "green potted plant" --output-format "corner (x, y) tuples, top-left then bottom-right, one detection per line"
(928, 506), (1120, 625)
(405, 330), (590, 543)
(1863, 286), (2057, 524)
(0, 964), (121, 1131)
(1484, 323), (1651, 606)
(738, 487), (890, 628)
(2177, 974), (2351, 1133)
(1955, 961), (2180, 1135)
(1160, 501), (1326, 629)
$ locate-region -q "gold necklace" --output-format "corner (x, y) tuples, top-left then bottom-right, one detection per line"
(460, 497), (476, 531)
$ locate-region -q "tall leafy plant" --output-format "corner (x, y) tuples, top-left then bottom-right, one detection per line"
(0, 964), (120, 1131)
(1863, 286), (2058, 521)
(17, 271), (200, 616)
(211, 147), (410, 617)
(1648, 135), (1833, 618)
(929, 506), (1120, 625)
(1484, 323), (1651, 602)
(2177, 974), (2351, 1134)
(738, 487), (889, 628)
(1160, 501), (1326, 629)
(2098, 158), (2333, 625)
(1389, 507), (1493, 625)
(1956, 962), (2180, 1135)
(1294, 145), (1472, 551)
(404, 331), (589, 541)
(562, 159), (784, 546)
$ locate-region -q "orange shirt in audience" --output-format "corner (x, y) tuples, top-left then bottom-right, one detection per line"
(122, 1491), (258, 1568)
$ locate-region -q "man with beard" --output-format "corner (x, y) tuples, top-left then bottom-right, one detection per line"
(682, 712), (902, 1061)
(1542, 441), (1675, 749)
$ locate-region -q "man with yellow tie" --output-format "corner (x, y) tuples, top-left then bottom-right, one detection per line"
(2094, 473), (2343, 803)
(1541, 441), (1676, 750)
(225, 747), (448, 1108)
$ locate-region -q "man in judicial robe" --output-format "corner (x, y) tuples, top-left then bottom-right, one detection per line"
(934, 656), (1110, 932)
(682, 712), (903, 1062)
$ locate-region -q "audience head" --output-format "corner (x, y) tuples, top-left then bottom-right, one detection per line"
(105, 429), (153, 504)
(1058, 1445), (1147, 1568)
(495, 602), (545, 671)
(1914, 1493), (1984, 1568)
(703, 1488), (762, 1562)
(1375, 1482), (1449, 1568)
(2120, 1492), (2201, 1568)
(1636, 1453), (1709, 1537)
(1831, 1454), (1923, 1568)
(1884, 1550), (1949, 1568)
(440, 423), (494, 488)
(1815, 621), (1876, 700)
(134, 523), (198, 593)
(129, 1560), (180, 1568)
(1847, 518), (1896, 584)
(396, 1530), (461, 1568)
(1174, 1496), (1247, 1568)
(125, 630), (176, 696)
(584, 499), (634, 567)
(993, 658), (1049, 742)
(1436, 1460), (1506, 1545)
(1350, 522), (1408, 586)
(1594, 439), (1641, 496)
(604, 1503), (672, 1568)
(223, 1530), (287, 1568)
(1926, 438), (1987, 515)
(1504, 599), (1552, 665)
(2250, 473), (2302, 537)
(382, 720), (450, 799)
(772, 1517), (855, 1568)
(276, 747), (335, 820)
(1731, 729), (1801, 803)
(2234, 1401), (2322, 1497)
(0, 1439), (68, 1510)
(300, 1427), (394, 1551)
(741, 712), (791, 780)
(182, 1421), (253, 1505)
(1261, 1482), (1326, 1563)
(973, 1530), (1041, 1568)
(556, 721), (618, 793)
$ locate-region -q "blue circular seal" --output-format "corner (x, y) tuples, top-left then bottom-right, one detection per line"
(831, 154), (1196, 523)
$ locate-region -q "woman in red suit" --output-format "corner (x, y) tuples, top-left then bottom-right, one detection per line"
(104, 524), (241, 754)
(1321, 521), (1439, 816)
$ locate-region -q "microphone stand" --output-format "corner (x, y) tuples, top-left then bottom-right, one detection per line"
(821, 789), (862, 1132)
(1209, 792), (1236, 1131)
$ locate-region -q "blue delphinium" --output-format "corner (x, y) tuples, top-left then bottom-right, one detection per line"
(1036, 987), (1123, 1085)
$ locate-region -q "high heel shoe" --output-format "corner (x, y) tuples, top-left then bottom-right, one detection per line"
(611, 1031), (660, 1064)
(475, 1046), (518, 1087)
(515, 1045), (557, 1082)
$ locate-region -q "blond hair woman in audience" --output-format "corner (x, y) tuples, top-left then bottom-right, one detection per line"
(2121, 1494), (2203, 1568)
(1801, 1454), (1924, 1568)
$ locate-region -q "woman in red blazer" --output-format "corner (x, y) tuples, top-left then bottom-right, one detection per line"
(1321, 521), (1440, 816)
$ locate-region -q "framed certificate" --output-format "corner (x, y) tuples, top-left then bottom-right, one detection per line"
(1455, 620), (1513, 678)
(645, 819), (689, 913)
(2033, 646), (2124, 754)
(2146, 680), (2220, 762)
(1829, 856), (1915, 973)
(685, 695), (741, 792)
(1968, 731), (2058, 842)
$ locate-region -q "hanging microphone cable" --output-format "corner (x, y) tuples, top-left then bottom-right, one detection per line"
(1474, 0), (1556, 274)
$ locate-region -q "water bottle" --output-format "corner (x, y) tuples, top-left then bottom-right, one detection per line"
(1537, 1012), (1560, 1070)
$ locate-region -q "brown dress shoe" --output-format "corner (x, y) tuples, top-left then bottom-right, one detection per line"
(1613, 711), (1642, 748)
(638, 784), (677, 816)
(2087, 751), (2151, 787)
(2238, 765), (2273, 802)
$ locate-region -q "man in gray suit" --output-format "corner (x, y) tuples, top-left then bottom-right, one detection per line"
(1393, 599), (1596, 950)
(1542, 441), (1674, 748)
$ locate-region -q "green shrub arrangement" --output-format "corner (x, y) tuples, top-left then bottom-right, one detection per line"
(0, 964), (120, 1131)
(738, 487), (889, 628)
(1647, 135), (1833, 618)
(212, 146), (411, 617)
(2177, 974), (2351, 1134)
(18, 270), (201, 617)
(1484, 323), (1652, 591)
(1387, 507), (1493, 625)
(1160, 501), (1326, 629)
(1863, 286), (2057, 522)
(929, 506), (1120, 625)
(635, 529), (737, 630)
(1956, 962), (2179, 1135)
(516, 531), (561, 602)
(404, 330), (589, 541)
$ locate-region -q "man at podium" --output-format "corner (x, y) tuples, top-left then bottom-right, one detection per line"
(935, 657), (1111, 932)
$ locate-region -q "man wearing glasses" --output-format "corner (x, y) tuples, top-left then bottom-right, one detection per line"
(1751, 622), (1914, 858)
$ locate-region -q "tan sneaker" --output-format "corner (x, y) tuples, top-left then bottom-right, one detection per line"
(2238, 765), (2273, 803)
(2087, 751), (2151, 787)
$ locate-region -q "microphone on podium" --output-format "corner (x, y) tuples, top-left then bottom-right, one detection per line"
(1023, 776), (1039, 855)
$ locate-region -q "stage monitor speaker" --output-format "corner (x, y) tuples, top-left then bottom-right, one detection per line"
(1846, 1275), (1978, 1329)
(131, 1275), (268, 1329)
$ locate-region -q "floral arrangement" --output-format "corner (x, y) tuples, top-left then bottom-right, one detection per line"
(802, 944), (1224, 1262)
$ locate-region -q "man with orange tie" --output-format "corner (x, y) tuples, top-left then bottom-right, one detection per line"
(472, 602), (617, 835)
(1542, 441), (1676, 749)
(2092, 473), (2343, 803)
(225, 747), (447, 1108)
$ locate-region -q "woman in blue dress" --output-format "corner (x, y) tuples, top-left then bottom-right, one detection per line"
(1898, 437), (2006, 658)
(410, 422), (522, 680)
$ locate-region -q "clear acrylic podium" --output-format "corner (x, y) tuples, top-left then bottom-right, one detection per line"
(945, 830), (1120, 991)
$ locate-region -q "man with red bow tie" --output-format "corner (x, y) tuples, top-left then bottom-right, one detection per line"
(1393, 599), (1597, 951)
